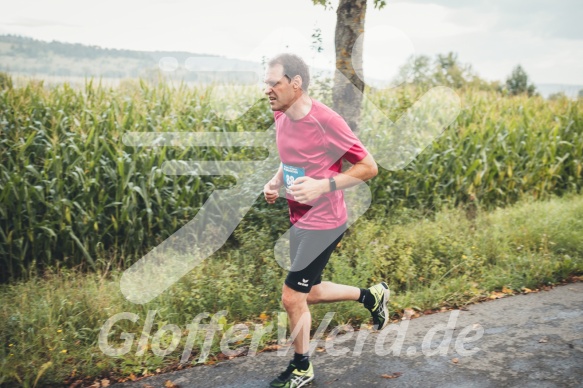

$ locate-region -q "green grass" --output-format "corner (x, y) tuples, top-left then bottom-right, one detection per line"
(1, 192), (582, 386)
(1, 74), (582, 283)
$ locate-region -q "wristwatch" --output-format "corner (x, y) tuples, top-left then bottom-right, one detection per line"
(329, 177), (337, 192)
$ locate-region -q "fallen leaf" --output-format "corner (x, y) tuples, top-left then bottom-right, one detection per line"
(262, 344), (281, 352)
(452, 358), (459, 364)
(381, 372), (403, 379)
(539, 337), (548, 343)
(164, 380), (179, 388)
(142, 385), (155, 388)
(129, 373), (137, 382)
(502, 286), (514, 295)
(316, 347), (326, 353)
(522, 287), (533, 293)
(403, 308), (419, 320)
(489, 291), (505, 300)
(259, 312), (269, 322)
(101, 379), (110, 387)
(68, 380), (83, 388)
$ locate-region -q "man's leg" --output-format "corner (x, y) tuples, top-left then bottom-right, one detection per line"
(308, 280), (391, 330)
(282, 281), (361, 353)
(281, 284), (311, 354)
(307, 281), (359, 305)
(269, 284), (315, 387)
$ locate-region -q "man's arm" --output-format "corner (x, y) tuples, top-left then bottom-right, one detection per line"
(264, 164), (284, 204)
(332, 153), (378, 190)
(290, 153), (378, 204)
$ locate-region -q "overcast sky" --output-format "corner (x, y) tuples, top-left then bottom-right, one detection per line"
(1, 0), (582, 85)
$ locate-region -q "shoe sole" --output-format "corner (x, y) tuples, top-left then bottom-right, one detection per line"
(293, 375), (314, 388)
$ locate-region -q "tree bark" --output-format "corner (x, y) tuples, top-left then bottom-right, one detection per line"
(333, 0), (367, 133)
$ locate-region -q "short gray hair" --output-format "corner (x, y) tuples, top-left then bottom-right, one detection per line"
(268, 53), (310, 92)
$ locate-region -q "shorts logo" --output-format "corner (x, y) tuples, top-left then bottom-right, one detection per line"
(298, 278), (309, 287)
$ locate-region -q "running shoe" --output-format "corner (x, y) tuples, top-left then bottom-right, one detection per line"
(269, 360), (314, 388)
(366, 282), (390, 330)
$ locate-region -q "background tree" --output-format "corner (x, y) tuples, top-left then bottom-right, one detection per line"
(548, 91), (567, 101)
(434, 52), (473, 90)
(395, 54), (433, 87)
(505, 65), (536, 96)
(394, 52), (495, 91)
(313, 0), (387, 132)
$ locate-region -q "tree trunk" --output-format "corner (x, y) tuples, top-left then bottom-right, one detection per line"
(333, 0), (367, 133)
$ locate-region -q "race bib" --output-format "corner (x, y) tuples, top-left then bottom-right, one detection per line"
(282, 164), (305, 194)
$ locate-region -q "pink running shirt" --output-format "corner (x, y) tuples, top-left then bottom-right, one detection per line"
(275, 99), (369, 230)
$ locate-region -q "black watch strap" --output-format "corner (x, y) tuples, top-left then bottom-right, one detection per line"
(329, 177), (337, 192)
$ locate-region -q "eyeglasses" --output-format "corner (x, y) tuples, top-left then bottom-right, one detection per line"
(263, 74), (292, 89)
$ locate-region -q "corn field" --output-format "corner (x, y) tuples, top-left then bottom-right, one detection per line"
(364, 89), (582, 211)
(0, 77), (274, 282)
(0, 75), (581, 282)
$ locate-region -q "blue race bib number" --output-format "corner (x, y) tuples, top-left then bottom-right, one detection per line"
(283, 164), (305, 194)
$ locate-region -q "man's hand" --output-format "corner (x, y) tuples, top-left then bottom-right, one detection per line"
(264, 179), (281, 204)
(289, 176), (328, 204)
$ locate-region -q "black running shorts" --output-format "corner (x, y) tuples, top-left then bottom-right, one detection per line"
(284, 223), (347, 293)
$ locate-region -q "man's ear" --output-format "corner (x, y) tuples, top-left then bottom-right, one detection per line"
(292, 75), (302, 90)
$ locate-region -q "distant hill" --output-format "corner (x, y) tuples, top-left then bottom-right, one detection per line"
(0, 34), (262, 83)
(1, 35), (582, 98)
(535, 83), (583, 99)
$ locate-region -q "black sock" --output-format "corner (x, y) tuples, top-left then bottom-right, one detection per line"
(359, 288), (374, 308)
(293, 352), (310, 370)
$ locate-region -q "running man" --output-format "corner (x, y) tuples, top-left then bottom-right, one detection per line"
(263, 53), (390, 388)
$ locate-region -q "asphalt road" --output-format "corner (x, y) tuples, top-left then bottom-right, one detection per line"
(114, 282), (583, 388)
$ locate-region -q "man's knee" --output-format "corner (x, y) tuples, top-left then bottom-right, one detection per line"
(282, 284), (308, 311)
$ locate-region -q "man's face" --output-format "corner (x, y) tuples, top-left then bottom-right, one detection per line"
(263, 64), (299, 112)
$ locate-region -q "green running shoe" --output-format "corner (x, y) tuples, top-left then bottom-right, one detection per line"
(269, 360), (314, 388)
(366, 282), (390, 330)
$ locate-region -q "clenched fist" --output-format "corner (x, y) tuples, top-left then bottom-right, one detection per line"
(264, 180), (281, 204)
